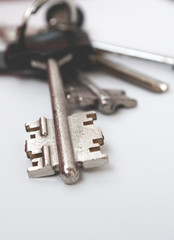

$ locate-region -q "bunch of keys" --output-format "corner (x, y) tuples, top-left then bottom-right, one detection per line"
(0, 0), (171, 184)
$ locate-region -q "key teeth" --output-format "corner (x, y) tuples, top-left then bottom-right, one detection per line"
(83, 111), (97, 126)
(25, 120), (40, 132)
(27, 146), (57, 178)
(89, 137), (104, 152)
(68, 111), (109, 170)
(86, 131), (108, 168)
(39, 117), (48, 136)
(93, 137), (104, 147)
(25, 112), (108, 181)
(25, 117), (48, 136)
(86, 112), (97, 121)
(66, 84), (137, 114)
(25, 117), (59, 178)
(84, 117), (108, 168)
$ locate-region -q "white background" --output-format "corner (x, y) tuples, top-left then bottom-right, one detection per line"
(0, 0), (174, 239)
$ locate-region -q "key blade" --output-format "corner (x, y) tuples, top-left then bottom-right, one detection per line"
(25, 112), (108, 178)
(68, 111), (108, 168)
(25, 117), (59, 178)
(65, 75), (137, 114)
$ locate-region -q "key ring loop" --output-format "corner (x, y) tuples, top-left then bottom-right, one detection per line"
(17, 0), (78, 45)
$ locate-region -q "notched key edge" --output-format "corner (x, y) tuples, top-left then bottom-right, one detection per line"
(25, 117), (59, 178)
(25, 111), (109, 180)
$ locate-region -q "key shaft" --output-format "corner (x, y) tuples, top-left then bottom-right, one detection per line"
(47, 58), (79, 184)
(90, 54), (168, 93)
(93, 41), (174, 66)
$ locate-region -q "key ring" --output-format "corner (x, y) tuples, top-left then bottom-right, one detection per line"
(46, 1), (84, 28)
(17, 0), (78, 44)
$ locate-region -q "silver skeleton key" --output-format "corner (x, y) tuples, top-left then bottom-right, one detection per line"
(25, 58), (108, 184)
(89, 54), (169, 93)
(65, 71), (137, 114)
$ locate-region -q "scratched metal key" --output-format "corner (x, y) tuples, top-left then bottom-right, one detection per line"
(64, 70), (137, 114)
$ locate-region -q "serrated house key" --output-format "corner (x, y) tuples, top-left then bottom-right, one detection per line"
(64, 70), (137, 114)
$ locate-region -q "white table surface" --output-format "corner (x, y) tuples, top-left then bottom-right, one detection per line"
(0, 1), (174, 239)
